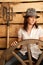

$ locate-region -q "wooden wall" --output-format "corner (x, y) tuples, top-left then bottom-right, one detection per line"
(0, 0), (43, 59)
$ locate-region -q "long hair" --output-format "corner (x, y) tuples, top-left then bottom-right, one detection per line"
(23, 17), (38, 31)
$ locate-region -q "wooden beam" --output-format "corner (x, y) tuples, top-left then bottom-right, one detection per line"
(0, 0), (43, 2)
(10, 2), (43, 12)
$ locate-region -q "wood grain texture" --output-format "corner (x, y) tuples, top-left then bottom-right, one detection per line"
(10, 2), (43, 12)
(0, 0), (43, 2)
(9, 25), (23, 37)
(0, 38), (6, 48)
(0, 25), (6, 37)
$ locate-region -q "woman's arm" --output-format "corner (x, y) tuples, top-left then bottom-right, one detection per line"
(11, 28), (23, 48)
(17, 38), (22, 48)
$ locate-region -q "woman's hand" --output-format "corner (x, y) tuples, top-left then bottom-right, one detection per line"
(11, 40), (22, 49)
(11, 41), (18, 47)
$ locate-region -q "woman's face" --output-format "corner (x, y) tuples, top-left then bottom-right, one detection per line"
(27, 16), (37, 25)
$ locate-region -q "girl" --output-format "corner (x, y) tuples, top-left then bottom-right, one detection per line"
(5, 8), (43, 65)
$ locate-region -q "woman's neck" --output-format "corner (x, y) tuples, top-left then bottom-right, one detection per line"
(26, 24), (34, 34)
(27, 24), (33, 30)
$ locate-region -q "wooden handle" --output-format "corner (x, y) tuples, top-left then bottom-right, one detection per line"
(7, 26), (9, 48)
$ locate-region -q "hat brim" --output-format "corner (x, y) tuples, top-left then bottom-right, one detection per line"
(23, 15), (40, 18)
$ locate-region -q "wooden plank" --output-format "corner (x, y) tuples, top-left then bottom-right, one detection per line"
(0, 0), (43, 2)
(0, 25), (6, 37)
(10, 2), (43, 12)
(0, 18), (9, 24)
(12, 13), (24, 23)
(10, 0), (43, 3)
(9, 25), (23, 37)
(0, 38), (6, 48)
(0, 18), (3, 23)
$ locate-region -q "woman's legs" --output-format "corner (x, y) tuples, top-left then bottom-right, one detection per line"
(5, 52), (28, 65)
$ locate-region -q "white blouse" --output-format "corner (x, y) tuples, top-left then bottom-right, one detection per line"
(18, 26), (43, 59)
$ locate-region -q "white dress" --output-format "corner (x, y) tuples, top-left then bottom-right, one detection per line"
(18, 26), (43, 60)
